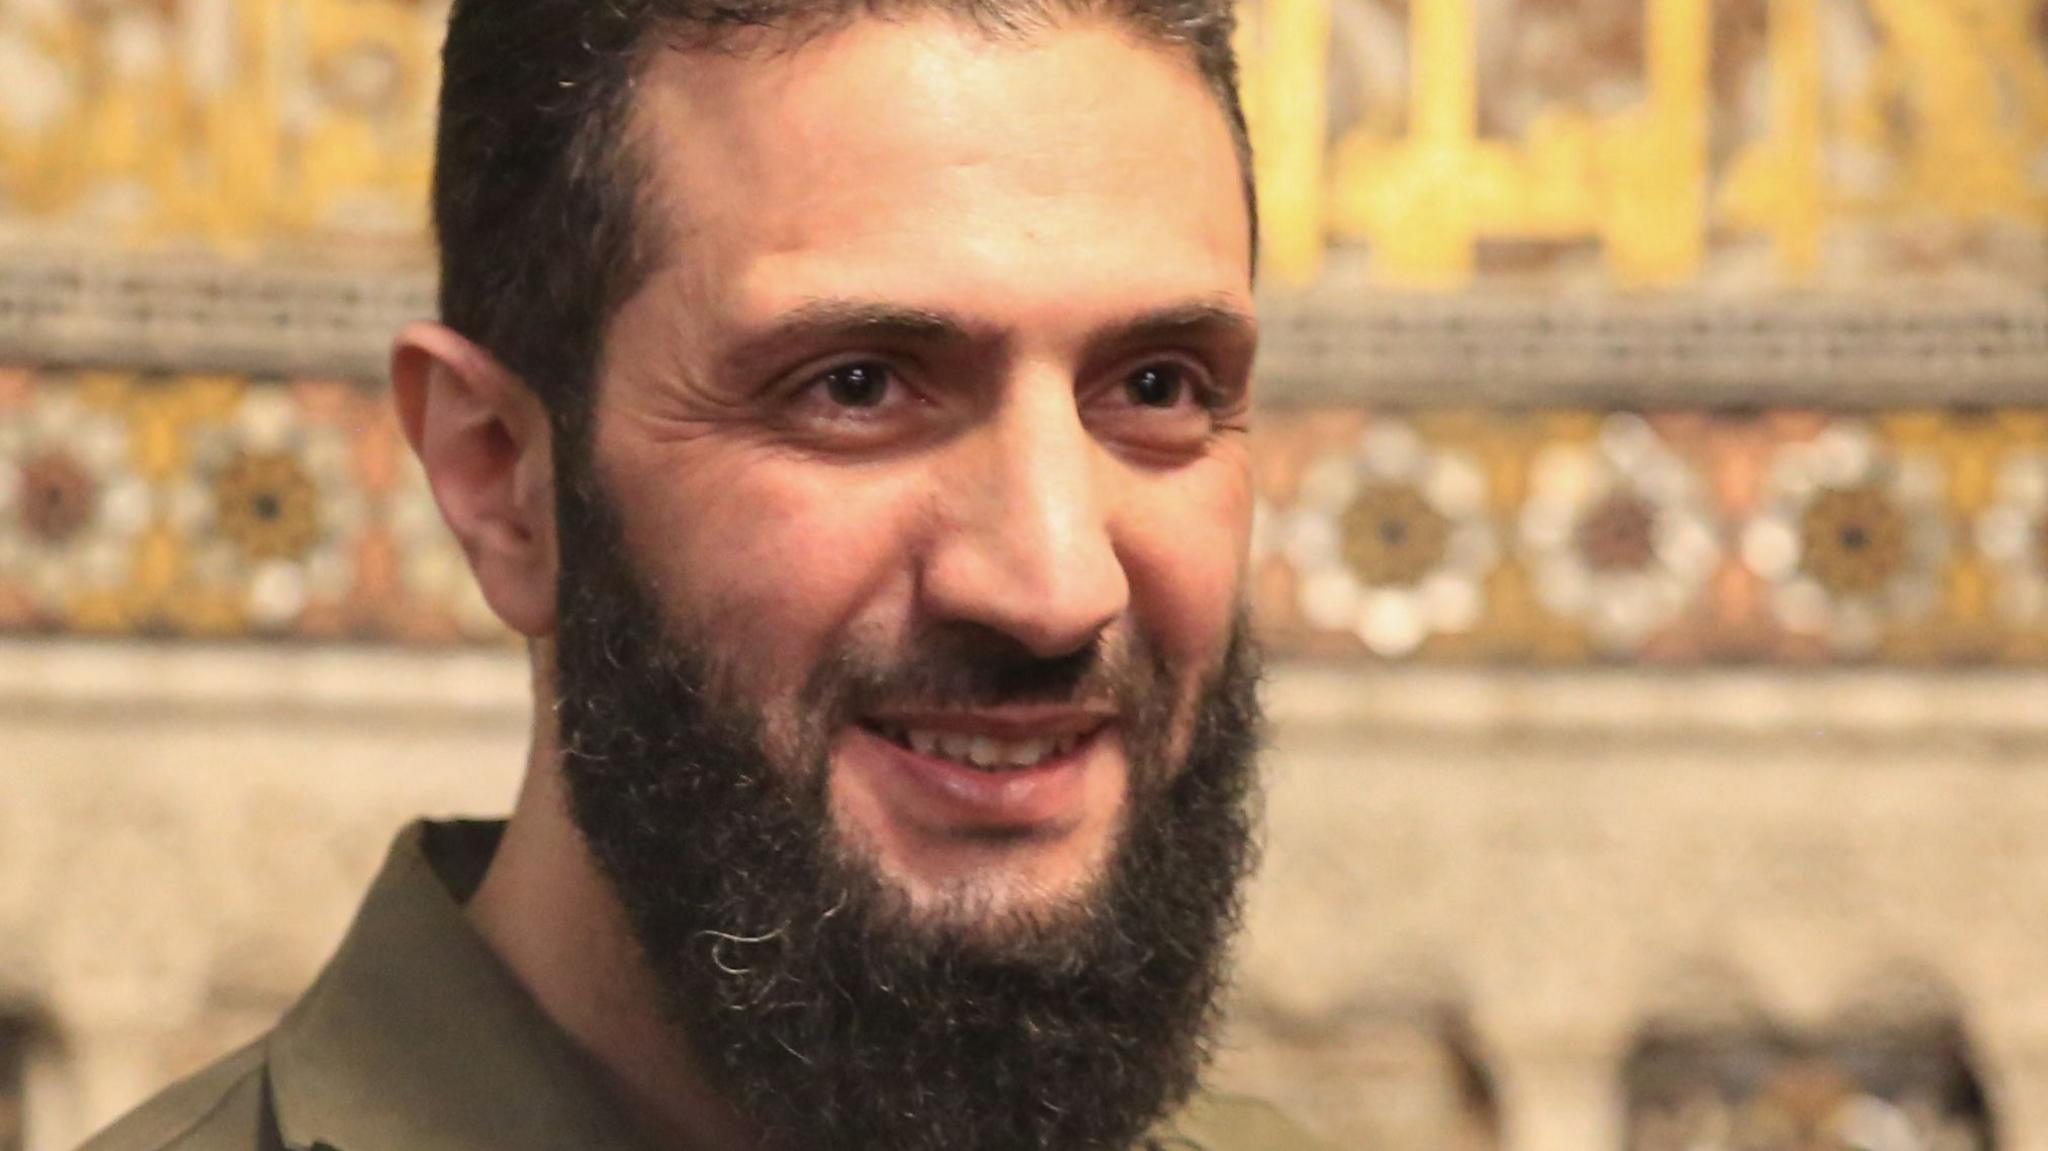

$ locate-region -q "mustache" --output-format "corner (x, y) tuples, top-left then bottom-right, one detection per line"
(802, 623), (1171, 724)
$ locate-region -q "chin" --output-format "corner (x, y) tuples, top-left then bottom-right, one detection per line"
(834, 818), (1127, 947)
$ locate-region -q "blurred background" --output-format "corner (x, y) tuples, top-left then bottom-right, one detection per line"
(0, 1), (2044, 1149)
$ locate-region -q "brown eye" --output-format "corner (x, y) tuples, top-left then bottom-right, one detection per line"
(1125, 364), (1187, 409)
(821, 362), (891, 408)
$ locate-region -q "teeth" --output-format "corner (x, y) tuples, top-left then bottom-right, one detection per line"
(892, 727), (1085, 770)
(1005, 738), (1049, 766)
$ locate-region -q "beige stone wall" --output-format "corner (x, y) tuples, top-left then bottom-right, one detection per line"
(0, 643), (526, 1150)
(5, 641), (2046, 1150)
(1229, 669), (2048, 1150)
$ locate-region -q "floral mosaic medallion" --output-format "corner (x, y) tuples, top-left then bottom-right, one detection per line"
(1739, 424), (1949, 655)
(9, 364), (2048, 661)
(165, 386), (370, 632)
(1977, 449), (2048, 630)
(0, 384), (152, 623)
(1519, 415), (1720, 654)
(1279, 420), (1497, 657)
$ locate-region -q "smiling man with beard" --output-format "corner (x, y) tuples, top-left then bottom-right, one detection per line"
(80, 1), (1320, 1149)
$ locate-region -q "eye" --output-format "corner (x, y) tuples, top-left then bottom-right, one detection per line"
(818, 361), (892, 408)
(1088, 357), (1241, 461)
(779, 358), (939, 452)
(1124, 363), (1191, 409)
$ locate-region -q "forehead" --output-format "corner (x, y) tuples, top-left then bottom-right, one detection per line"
(623, 15), (1252, 333)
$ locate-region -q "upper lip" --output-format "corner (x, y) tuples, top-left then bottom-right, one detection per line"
(861, 706), (1115, 740)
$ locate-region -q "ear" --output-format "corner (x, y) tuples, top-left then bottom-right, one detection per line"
(392, 322), (559, 638)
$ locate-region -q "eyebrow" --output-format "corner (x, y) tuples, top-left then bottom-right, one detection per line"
(719, 299), (979, 382)
(719, 295), (1258, 383)
(1080, 299), (1259, 364)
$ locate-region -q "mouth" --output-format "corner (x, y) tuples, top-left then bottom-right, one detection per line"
(837, 710), (1123, 836)
(857, 722), (1094, 772)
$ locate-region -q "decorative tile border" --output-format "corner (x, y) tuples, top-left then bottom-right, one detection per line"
(0, 368), (494, 643)
(1252, 409), (2048, 663)
(5, 366), (2048, 663)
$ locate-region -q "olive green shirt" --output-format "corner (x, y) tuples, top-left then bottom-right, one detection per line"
(81, 821), (1326, 1151)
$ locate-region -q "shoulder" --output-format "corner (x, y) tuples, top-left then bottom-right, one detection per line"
(77, 1040), (280, 1151)
(1155, 1091), (1336, 1151)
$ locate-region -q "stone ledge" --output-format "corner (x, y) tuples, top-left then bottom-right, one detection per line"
(8, 639), (2048, 741)
(0, 640), (528, 723)
(1266, 663), (2048, 738)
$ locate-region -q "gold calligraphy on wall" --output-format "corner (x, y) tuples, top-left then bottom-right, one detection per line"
(0, 0), (2041, 288)
(1238, 0), (2048, 287)
(0, 0), (442, 251)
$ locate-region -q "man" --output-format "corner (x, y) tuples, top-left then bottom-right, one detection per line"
(84, 0), (1316, 1147)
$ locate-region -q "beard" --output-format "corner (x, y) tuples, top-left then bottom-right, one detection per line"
(550, 456), (1264, 1151)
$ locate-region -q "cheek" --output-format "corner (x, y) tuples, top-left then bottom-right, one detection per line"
(1115, 453), (1253, 667)
(607, 447), (923, 695)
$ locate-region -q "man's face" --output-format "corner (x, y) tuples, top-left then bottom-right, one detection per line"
(588, 15), (1257, 922)
(547, 19), (1260, 1147)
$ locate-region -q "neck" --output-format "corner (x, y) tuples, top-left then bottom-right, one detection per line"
(467, 649), (757, 1151)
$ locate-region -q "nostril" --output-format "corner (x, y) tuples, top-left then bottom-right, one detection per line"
(914, 543), (1127, 661)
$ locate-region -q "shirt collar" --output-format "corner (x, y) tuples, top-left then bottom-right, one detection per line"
(267, 820), (655, 1151)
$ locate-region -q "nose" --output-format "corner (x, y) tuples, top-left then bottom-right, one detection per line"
(917, 378), (1130, 659)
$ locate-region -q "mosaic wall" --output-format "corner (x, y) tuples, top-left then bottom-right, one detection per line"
(0, 0), (445, 253)
(6, 366), (2048, 665)
(0, 0), (2039, 291)
(0, 368), (493, 642)
(1253, 409), (2048, 662)
(1241, 0), (2048, 288)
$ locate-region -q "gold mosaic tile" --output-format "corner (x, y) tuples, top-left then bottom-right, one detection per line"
(1246, 0), (2048, 288)
(0, 0), (2040, 295)
(0, 0), (444, 252)
(0, 0), (2042, 660)
(4, 366), (2047, 663)
(0, 368), (496, 643)
(1250, 407), (2048, 664)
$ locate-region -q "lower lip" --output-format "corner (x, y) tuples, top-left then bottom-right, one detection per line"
(839, 725), (1107, 833)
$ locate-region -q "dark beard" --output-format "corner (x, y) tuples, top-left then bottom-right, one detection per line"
(551, 457), (1264, 1151)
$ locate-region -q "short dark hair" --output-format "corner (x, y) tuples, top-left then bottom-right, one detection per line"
(431, 0), (1256, 442)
